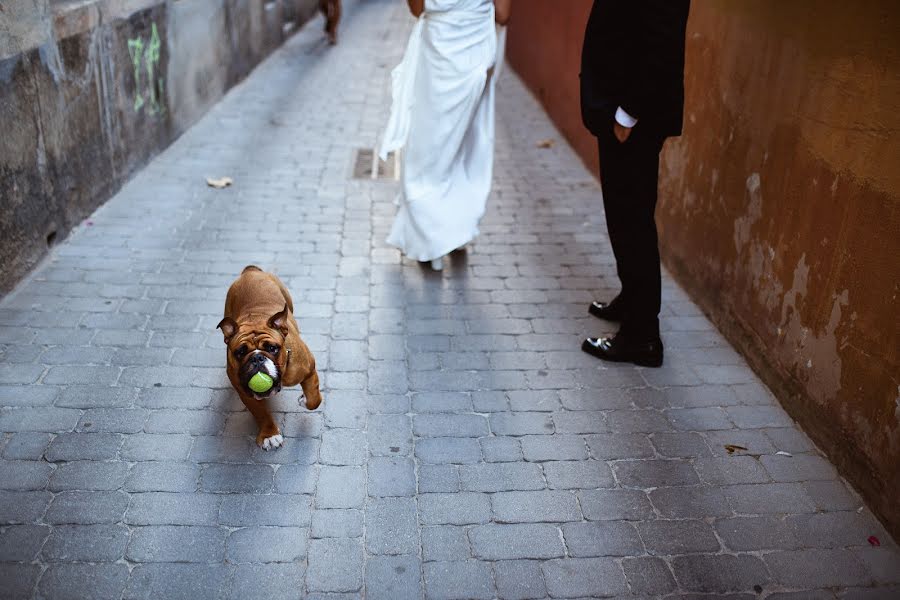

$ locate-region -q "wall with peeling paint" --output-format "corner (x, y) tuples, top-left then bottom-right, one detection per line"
(506, 1), (900, 537)
(0, 0), (320, 294)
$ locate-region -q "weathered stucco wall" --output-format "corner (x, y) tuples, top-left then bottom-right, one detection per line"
(0, 0), (320, 294)
(507, 1), (900, 537)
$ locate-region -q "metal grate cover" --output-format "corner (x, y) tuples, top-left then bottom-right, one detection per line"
(353, 148), (400, 180)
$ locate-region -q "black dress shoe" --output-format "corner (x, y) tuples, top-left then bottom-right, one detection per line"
(581, 333), (664, 367)
(588, 297), (627, 321)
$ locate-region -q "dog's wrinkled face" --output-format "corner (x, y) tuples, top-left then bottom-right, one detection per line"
(218, 307), (289, 400)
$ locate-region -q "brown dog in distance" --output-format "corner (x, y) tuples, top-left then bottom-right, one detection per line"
(218, 266), (322, 450)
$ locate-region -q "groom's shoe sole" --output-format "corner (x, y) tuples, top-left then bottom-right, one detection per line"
(581, 336), (663, 368)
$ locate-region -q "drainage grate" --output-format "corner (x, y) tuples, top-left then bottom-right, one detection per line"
(353, 148), (400, 180)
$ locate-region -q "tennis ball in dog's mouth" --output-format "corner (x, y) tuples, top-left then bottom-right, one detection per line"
(248, 372), (274, 393)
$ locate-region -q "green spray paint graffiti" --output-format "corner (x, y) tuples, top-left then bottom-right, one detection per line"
(127, 23), (165, 115)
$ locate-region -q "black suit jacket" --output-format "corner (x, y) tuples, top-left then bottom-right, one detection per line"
(580, 0), (690, 138)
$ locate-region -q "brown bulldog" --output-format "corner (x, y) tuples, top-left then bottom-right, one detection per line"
(217, 266), (322, 450)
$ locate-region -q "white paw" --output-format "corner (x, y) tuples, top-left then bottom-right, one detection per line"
(261, 434), (284, 451)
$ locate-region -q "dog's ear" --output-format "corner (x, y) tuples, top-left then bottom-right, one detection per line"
(217, 317), (238, 343)
(267, 304), (290, 337)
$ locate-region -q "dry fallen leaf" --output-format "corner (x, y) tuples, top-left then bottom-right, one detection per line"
(536, 139), (555, 149)
(206, 176), (233, 189)
(724, 444), (749, 454)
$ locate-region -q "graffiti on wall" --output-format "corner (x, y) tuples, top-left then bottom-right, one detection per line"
(127, 22), (165, 115)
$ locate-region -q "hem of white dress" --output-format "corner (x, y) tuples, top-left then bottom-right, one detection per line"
(386, 228), (479, 263)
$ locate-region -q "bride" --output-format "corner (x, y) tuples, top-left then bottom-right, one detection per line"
(379, 0), (511, 271)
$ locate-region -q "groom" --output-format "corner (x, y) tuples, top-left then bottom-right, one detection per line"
(579, 0), (691, 367)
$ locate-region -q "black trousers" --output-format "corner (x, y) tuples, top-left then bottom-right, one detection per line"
(596, 124), (667, 339)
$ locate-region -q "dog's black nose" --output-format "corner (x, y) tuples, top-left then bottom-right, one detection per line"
(250, 353), (265, 364)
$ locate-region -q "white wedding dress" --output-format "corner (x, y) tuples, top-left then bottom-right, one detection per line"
(379, 0), (506, 267)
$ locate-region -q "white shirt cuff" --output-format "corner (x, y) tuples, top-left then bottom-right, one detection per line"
(615, 106), (638, 128)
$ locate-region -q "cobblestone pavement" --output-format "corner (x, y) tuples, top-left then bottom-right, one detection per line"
(1, 1), (899, 598)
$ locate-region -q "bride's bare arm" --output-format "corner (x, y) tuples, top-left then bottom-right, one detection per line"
(407, 0), (424, 17)
(494, 0), (511, 25)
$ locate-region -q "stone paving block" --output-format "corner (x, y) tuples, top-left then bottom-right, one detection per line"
(366, 555), (422, 600)
(49, 461), (129, 491)
(307, 538), (365, 593)
(37, 563), (130, 600)
(459, 461), (545, 492)
(715, 516), (800, 551)
(725, 405), (794, 429)
(803, 479), (862, 511)
(137, 387), (216, 409)
(551, 410), (609, 434)
(541, 557), (629, 598)
(0, 459), (53, 490)
(414, 414), (489, 437)
(45, 432), (123, 461)
(311, 509), (365, 538)
(479, 435), (523, 462)
(43, 524), (130, 562)
(368, 414), (412, 456)
(411, 391), (471, 413)
(786, 511), (889, 549)
(543, 459), (614, 490)
(144, 409), (225, 435)
(490, 412), (554, 435)
(275, 464), (318, 495)
(77, 408), (149, 433)
(506, 390), (561, 412)
(472, 391), (509, 412)
(469, 523), (565, 560)
(637, 519), (720, 555)
(0, 490), (52, 523)
(765, 548), (872, 588)
(123, 433), (194, 461)
(322, 390), (367, 428)
(605, 409), (673, 433)
(672, 554), (771, 593)
(368, 456), (416, 496)
(562, 521), (643, 557)
(521, 434), (588, 461)
(0, 564), (41, 600)
(615, 458), (701, 489)
(584, 432), (655, 460)
(366, 497), (418, 555)
(320, 429), (367, 465)
(419, 492), (491, 525)
(418, 464), (459, 493)
(127, 525), (226, 562)
(124, 564), (230, 600)
(226, 526), (308, 563)
(46, 490), (129, 525)
(622, 556), (677, 596)
(316, 466), (366, 509)
(126, 492), (220, 526)
(125, 461), (200, 492)
(201, 464), (274, 493)
(0, 523), (50, 561)
(0, 385), (59, 407)
(491, 490), (582, 523)
(422, 525), (470, 562)
(493, 559), (548, 600)
(724, 482), (817, 514)
(227, 564), (306, 600)
(0, 407), (82, 432)
(649, 484), (732, 518)
(763, 426), (818, 453)
(761, 453), (839, 482)
(424, 560), (494, 600)
(851, 546), (900, 585)
(693, 455), (771, 485)
(579, 488), (654, 521)
(415, 437), (482, 464)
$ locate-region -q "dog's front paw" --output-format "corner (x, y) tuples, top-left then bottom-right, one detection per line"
(258, 433), (284, 451)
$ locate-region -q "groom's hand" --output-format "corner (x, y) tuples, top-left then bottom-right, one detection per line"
(613, 122), (632, 143)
